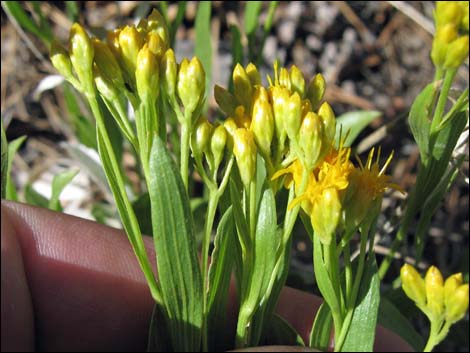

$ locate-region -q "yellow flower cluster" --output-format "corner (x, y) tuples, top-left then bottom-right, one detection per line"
(51, 9), (205, 126)
(215, 61), (332, 187)
(401, 264), (469, 325)
(431, 1), (469, 69)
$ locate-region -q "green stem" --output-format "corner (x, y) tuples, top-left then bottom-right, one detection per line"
(344, 244), (352, 301)
(87, 94), (161, 304)
(430, 68), (457, 136)
(324, 241), (344, 340)
(180, 122), (190, 191)
(423, 319), (448, 352)
(249, 179), (257, 239)
(201, 190), (219, 352)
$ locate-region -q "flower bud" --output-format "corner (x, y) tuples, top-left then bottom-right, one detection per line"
(233, 105), (251, 129)
(211, 125), (227, 171)
(214, 85), (237, 115)
(425, 266), (445, 318)
(246, 63), (261, 86)
(251, 87), (274, 156)
(146, 9), (169, 48)
(233, 128), (257, 188)
(311, 187), (341, 245)
(279, 67), (291, 90)
(444, 273), (463, 303)
(50, 40), (75, 82)
(119, 25), (144, 78)
(435, 1), (462, 27)
(233, 63), (253, 110)
(93, 39), (124, 89)
(161, 49), (177, 99)
(147, 32), (166, 59)
(445, 284), (469, 324)
(177, 57), (205, 116)
(223, 117), (238, 151)
(94, 67), (119, 101)
(431, 24), (459, 67)
(191, 117), (212, 160)
(444, 35), (469, 68)
(461, 2), (469, 32)
(107, 28), (122, 57)
(400, 264), (426, 307)
(307, 74), (326, 110)
(285, 92), (302, 140)
(318, 102), (336, 144)
(299, 112), (322, 169)
(290, 65), (305, 97)
(136, 45), (160, 100)
(69, 23), (94, 91)
(271, 86), (289, 146)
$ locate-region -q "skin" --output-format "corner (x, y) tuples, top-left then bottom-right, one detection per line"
(1, 201), (413, 352)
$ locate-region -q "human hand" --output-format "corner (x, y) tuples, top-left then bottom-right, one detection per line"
(1, 201), (412, 351)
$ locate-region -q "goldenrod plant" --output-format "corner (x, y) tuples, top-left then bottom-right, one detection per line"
(379, 0), (469, 277)
(29, 1), (466, 352)
(401, 264), (469, 352)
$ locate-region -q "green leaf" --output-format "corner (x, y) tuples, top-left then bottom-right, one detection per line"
(1, 120), (8, 199)
(378, 298), (424, 351)
(408, 83), (435, 163)
(207, 207), (237, 351)
(195, 1), (212, 111)
(245, 188), (279, 346)
(244, 1), (262, 36)
(335, 110), (381, 147)
(132, 192), (152, 236)
(228, 24), (244, 92)
(6, 135), (27, 201)
(170, 2), (187, 46)
(49, 169), (79, 211)
(148, 303), (173, 352)
(230, 179), (250, 256)
(63, 83), (97, 149)
(1, 1), (52, 45)
(313, 237), (337, 314)
(340, 256), (380, 352)
(65, 1), (79, 21)
(24, 184), (49, 208)
(149, 137), (203, 352)
(265, 313), (305, 346)
(309, 302), (332, 350)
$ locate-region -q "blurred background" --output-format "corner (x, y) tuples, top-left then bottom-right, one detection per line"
(1, 2), (468, 351)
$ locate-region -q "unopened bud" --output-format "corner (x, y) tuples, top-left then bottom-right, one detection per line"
(251, 87), (274, 156)
(136, 45), (160, 100)
(445, 284), (469, 324)
(191, 117), (212, 160)
(318, 102), (336, 144)
(93, 39), (124, 89)
(435, 1), (463, 27)
(444, 35), (469, 68)
(50, 40), (74, 82)
(425, 266), (445, 318)
(119, 25), (144, 78)
(233, 63), (253, 110)
(177, 57), (205, 116)
(271, 86), (289, 146)
(69, 23), (94, 91)
(285, 92), (302, 140)
(162, 49), (177, 99)
(431, 24), (459, 67)
(211, 125), (227, 172)
(299, 112), (322, 169)
(233, 128), (257, 188)
(246, 63), (261, 86)
(400, 264), (427, 307)
(147, 32), (166, 58)
(444, 273), (463, 303)
(307, 74), (326, 110)
(290, 65), (305, 97)
(311, 187), (341, 245)
(146, 9), (169, 47)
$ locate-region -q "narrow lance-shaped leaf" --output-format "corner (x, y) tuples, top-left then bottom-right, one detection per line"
(149, 136), (203, 352)
(340, 256), (380, 352)
(49, 169), (79, 212)
(207, 206), (237, 351)
(335, 110), (381, 147)
(6, 135), (27, 201)
(1, 120), (8, 199)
